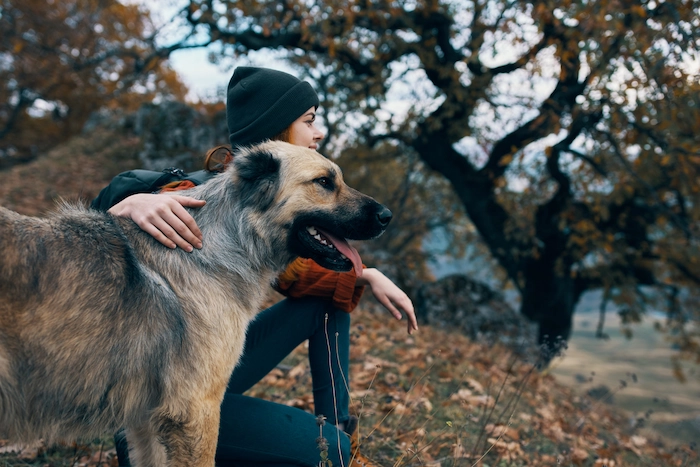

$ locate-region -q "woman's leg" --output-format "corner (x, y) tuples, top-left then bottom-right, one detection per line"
(227, 297), (351, 425)
(215, 394), (350, 467)
(116, 297), (352, 466)
(117, 395), (351, 467)
(307, 304), (350, 426)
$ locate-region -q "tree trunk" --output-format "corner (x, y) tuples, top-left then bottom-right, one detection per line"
(520, 256), (585, 363)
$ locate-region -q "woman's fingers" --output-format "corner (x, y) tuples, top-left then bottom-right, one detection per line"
(109, 193), (206, 251)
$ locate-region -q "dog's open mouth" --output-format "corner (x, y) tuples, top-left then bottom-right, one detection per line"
(301, 225), (363, 276)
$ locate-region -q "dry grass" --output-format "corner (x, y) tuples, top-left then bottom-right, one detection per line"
(246, 302), (697, 466)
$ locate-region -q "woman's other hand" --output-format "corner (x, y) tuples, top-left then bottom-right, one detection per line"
(108, 193), (206, 252)
(356, 268), (418, 334)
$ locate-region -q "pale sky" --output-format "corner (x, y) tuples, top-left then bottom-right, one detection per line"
(167, 49), (231, 100)
(127, 0), (235, 100)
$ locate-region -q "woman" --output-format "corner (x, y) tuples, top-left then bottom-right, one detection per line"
(95, 66), (417, 467)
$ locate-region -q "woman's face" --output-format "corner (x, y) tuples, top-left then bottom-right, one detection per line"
(288, 107), (325, 150)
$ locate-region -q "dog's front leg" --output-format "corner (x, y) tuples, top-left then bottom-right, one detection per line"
(155, 400), (220, 467)
(125, 424), (168, 467)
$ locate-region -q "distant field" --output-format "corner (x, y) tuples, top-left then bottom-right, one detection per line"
(549, 291), (700, 446)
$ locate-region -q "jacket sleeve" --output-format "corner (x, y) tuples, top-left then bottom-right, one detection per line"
(274, 258), (366, 313)
(91, 171), (153, 211)
(90, 170), (180, 211)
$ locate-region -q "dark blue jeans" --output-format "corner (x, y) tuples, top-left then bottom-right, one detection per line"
(116, 297), (352, 467)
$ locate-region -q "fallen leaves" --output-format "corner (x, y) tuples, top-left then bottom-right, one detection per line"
(450, 390), (496, 408)
(594, 458), (617, 467)
(485, 437), (525, 461)
(0, 439), (117, 466)
(0, 441), (42, 460)
(1, 305), (696, 467)
(569, 447), (589, 464)
(338, 306), (697, 466)
(484, 423), (520, 441)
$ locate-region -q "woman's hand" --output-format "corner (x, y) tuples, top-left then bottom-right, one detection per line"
(108, 193), (206, 252)
(356, 268), (418, 334)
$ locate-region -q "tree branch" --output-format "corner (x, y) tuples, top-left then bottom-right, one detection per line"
(601, 129), (692, 239)
(567, 147), (608, 177)
(0, 89), (34, 142)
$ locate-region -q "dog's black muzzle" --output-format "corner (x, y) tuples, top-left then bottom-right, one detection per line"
(376, 205), (393, 229)
(344, 200), (393, 240)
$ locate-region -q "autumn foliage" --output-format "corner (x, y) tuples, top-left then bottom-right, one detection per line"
(163, 0), (700, 364)
(0, 0), (187, 164)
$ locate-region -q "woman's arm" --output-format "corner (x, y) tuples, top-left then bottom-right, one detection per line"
(276, 260), (417, 334)
(108, 189), (416, 333)
(355, 268), (418, 335)
(108, 193), (206, 252)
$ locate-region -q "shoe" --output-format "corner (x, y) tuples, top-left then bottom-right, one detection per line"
(344, 415), (379, 467)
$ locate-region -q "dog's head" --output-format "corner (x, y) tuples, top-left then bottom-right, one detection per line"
(231, 141), (392, 274)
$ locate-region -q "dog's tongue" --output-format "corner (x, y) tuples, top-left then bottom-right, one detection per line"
(316, 228), (363, 277)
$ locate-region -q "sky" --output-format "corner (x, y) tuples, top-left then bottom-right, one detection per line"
(167, 48), (296, 102)
(131, 0), (293, 101)
(168, 49), (231, 100)
(140, 0), (231, 100)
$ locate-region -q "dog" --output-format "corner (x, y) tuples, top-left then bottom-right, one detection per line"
(0, 140), (392, 466)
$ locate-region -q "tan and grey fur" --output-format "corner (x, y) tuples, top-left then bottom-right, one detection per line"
(0, 141), (391, 467)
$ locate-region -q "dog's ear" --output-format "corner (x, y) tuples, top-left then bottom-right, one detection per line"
(234, 148), (281, 210)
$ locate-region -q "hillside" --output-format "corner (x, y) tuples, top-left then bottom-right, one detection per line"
(0, 128), (142, 215)
(0, 130), (696, 466)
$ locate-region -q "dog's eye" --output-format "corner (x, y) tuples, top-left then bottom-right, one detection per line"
(314, 177), (334, 190)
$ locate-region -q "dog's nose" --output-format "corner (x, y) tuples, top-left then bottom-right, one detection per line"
(376, 206), (392, 227)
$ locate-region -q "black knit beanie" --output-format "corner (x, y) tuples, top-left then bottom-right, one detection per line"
(226, 67), (320, 147)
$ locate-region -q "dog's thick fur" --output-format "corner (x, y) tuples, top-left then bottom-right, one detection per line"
(0, 141), (391, 466)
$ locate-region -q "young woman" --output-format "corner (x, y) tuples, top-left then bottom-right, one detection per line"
(94, 66), (417, 467)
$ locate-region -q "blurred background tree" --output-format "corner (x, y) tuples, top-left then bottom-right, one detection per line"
(0, 0), (187, 166)
(2, 0), (699, 365)
(176, 0), (700, 362)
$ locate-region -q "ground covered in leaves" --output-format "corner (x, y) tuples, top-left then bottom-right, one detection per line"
(250, 302), (697, 467)
(1, 302), (696, 466)
(0, 131), (696, 466)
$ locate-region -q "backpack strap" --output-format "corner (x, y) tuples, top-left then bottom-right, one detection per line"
(91, 168), (216, 212)
(183, 169), (214, 186)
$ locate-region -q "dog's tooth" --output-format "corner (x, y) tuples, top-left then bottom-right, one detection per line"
(309, 229), (336, 249)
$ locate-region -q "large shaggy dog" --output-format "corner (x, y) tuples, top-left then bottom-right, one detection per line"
(0, 141), (392, 466)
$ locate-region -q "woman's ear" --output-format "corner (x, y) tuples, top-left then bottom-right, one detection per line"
(233, 148), (281, 210)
